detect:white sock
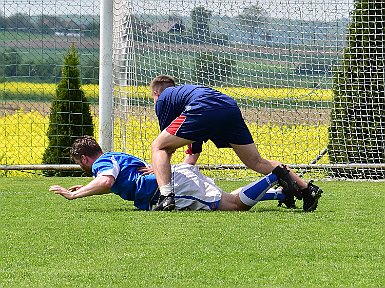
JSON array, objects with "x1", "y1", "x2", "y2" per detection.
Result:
[{"x1": 159, "y1": 183, "x2": 172, "y2": 196}]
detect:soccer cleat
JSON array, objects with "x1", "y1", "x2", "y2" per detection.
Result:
[
  {"x1": 302, "y1": 181, "x2": 323, "y2": 212},
  {"x1": 153, "y1": 193, "x2": 176, "y2": 211},
  {"x1": 272, "y1": 165, "x2": 302, "y2": 200},
  {"x1": 277, "y1": 189, "x2": 297, "y2": 209}
]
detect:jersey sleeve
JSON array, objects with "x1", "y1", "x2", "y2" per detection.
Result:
[{"x1": 92, "y1": 155, "x2": 120, "y2": 179}]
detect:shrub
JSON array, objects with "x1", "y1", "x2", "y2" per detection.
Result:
[{"x1": 42, "y1": 43, "x2": 94, "y2": 176}]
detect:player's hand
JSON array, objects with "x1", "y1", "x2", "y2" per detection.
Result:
[
  {"x1": 137, "y1": 166, "x2": 154, "y2": 175},
  {"x1": 68, "y1": 185, "x2": 83, "y2": 192},
  {"x1": 49, "y1": 185, "x2": 75, "y2": 200}
]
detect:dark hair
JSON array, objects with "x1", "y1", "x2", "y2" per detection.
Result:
[
  {"x1": 70, "y1": 136, "x2": 102, "y2": 160},
  {"x1": 150, "y1": 75, "x2": 176, "y2": 94}
]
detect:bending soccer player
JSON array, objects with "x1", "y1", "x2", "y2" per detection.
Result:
[
  {"x1": 150, "y1": 75, "x2": 322, "y2": 211},
  {"x1": 49, "y1": 136, "x2": 300, "y2": 211}
]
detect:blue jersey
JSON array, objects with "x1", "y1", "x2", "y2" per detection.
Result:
[
  {"x1": 92, "y1": 152, "x2": 159, "y2": 210},
  {"x1": 155, "y1": 84, "x2": 253, "y2": 153},
  {"x1": 155, "y1": 85, "x2": 237, "y2": 131}
]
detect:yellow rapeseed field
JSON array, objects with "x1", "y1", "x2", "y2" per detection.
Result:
[
  {"x1": 1, "y1": 82, "x2": 331, "y2": 177},
  {"x1": 0, "y1": 111, "x2": 48, "y2": 166},
  {"x1": 2, "y1": 82, "x2": 99, "y2": 100},
  {"x1": 216, "y1": 87, "x2": 333, "y2": 101},
  {"x1": 4, "y1": 82, "x2": 333, "y2": 101},
  {"x1": 116, "y1": 85, "x2": 333, "y2": 101},
  {"x1": 0, "y1": 111, "x2": 329, "y2": 168}
]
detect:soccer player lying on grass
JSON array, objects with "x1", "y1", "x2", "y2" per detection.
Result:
[{"x1": 49, "y1": 136, "x2": 315, "y2": 211}]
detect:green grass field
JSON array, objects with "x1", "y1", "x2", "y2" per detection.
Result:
[{"x1": 1, "y1": 177, "x2": 384, "y2": 287}]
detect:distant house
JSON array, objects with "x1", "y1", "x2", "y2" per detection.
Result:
[
  {"x1": 148, "y1": 21, "x2": 185, "y2": 33},
  {"x1": 59, "y1": 19, "x2": 86, "y2": 37}
]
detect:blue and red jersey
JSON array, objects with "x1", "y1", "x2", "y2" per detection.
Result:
[
  {"x1": 155, "y1": 85, "x2": 238, "y2": 130},
  {"x1": 155, "y1": 84, "x2": 253, "y2": 154}
]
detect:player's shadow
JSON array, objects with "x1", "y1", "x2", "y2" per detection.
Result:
[
  {"x1": 251, "y1": 206, "x2": 305, "y2": 213},
  {"x1": 82, "y1": 206, "x2": 306, "y2": 213},
  {"x1": 83, "y1": 206, "x2": 138, "y2": 213}
]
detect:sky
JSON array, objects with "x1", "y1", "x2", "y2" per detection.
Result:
[{"x1": 1, "y1": 0, "x2": 354, "y2": 21}]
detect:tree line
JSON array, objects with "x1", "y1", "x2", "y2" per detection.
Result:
[
  {"x1": 129, "y1": 4, "x2": 269, "y2": 45},
  {"x1": 0, "y1": 48, "x2": 98, "y2": 84},
  {"x1": 0, "y1": 13, "x2": 99, "y2": 37}
]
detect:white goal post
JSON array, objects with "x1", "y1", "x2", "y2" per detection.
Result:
[{"x1": 102, "y1": 0, "x2": 385, "y2": 180}]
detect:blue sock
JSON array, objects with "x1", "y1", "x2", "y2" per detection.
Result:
[{"x1": 239, "y1": 173, "x2": 279, "y2": 207}]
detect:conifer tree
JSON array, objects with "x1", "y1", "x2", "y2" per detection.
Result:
[{"x1": 42, "y1": 43, "x2": 94, "y2": 176}]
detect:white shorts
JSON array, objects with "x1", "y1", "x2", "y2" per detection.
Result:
[{"x1": 171, "y1": 164, "x2": 223, "y2": 210}]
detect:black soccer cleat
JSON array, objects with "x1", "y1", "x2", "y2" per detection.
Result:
[
  {"x1": 302, "y1": 181, "x2": 323, "y2": 212},
  {"x1": 272, "y1": 165, "x2": 301, "y2": 200},
  {"x1": 153, "y1": 193, "x2": 176, "y2": 211},
  {"x1": 278, "y1": 189, "x2": 297, "y2": 209}
]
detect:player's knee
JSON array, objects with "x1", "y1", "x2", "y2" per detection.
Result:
[
  {"x1": 152, "y1": 139, "x2": 175, "y2": 155},
  {"x1": 152, "y1": 137, "x2": 166, "y2": 151},
  {"x1": 151, "y1": 141, "x2": 160, "y2": 154}
]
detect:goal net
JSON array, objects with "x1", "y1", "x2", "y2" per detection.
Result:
[{"x1": 111, "y1": 0, "x2": 385, "y2": 180}]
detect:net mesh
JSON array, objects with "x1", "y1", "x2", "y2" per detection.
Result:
[
  {"x1": 111, "y1": 0, "x2": 385, "y2": 180},
  {"x1": 0, "y1": 0, "x2": 99, "y2": 174},
  {"x1": 1, "y1": 0, "x2": 384, "y2": 179}
]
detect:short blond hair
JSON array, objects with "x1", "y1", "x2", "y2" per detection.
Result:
[{"x1": 150, "y1": 75, "x2": 176, "y2": 94}]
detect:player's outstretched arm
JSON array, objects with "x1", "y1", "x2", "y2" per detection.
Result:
[
  {"x1": 68, "y1": 185, "x2": 83, "y2": 192},
  {"x1": 49, "y1": 175, "x2": 115, "y2": 200}
]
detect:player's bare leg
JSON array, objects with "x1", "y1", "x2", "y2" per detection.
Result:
[
  {"x1": 218, "y1": 190, "x2": 250, "y2": 211},
  {"x1": 151, "y1": 130, "x2": 192, "y2": 211},
  {"x1": 218, "y1": 173, "x2": 288, "y2": 211},
  {"x1": 230, "y1": 143, "x2": 307, "y2": 188},
  {"x1": 230, "y1": 143, "x2": 322, "y2": 211}
]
